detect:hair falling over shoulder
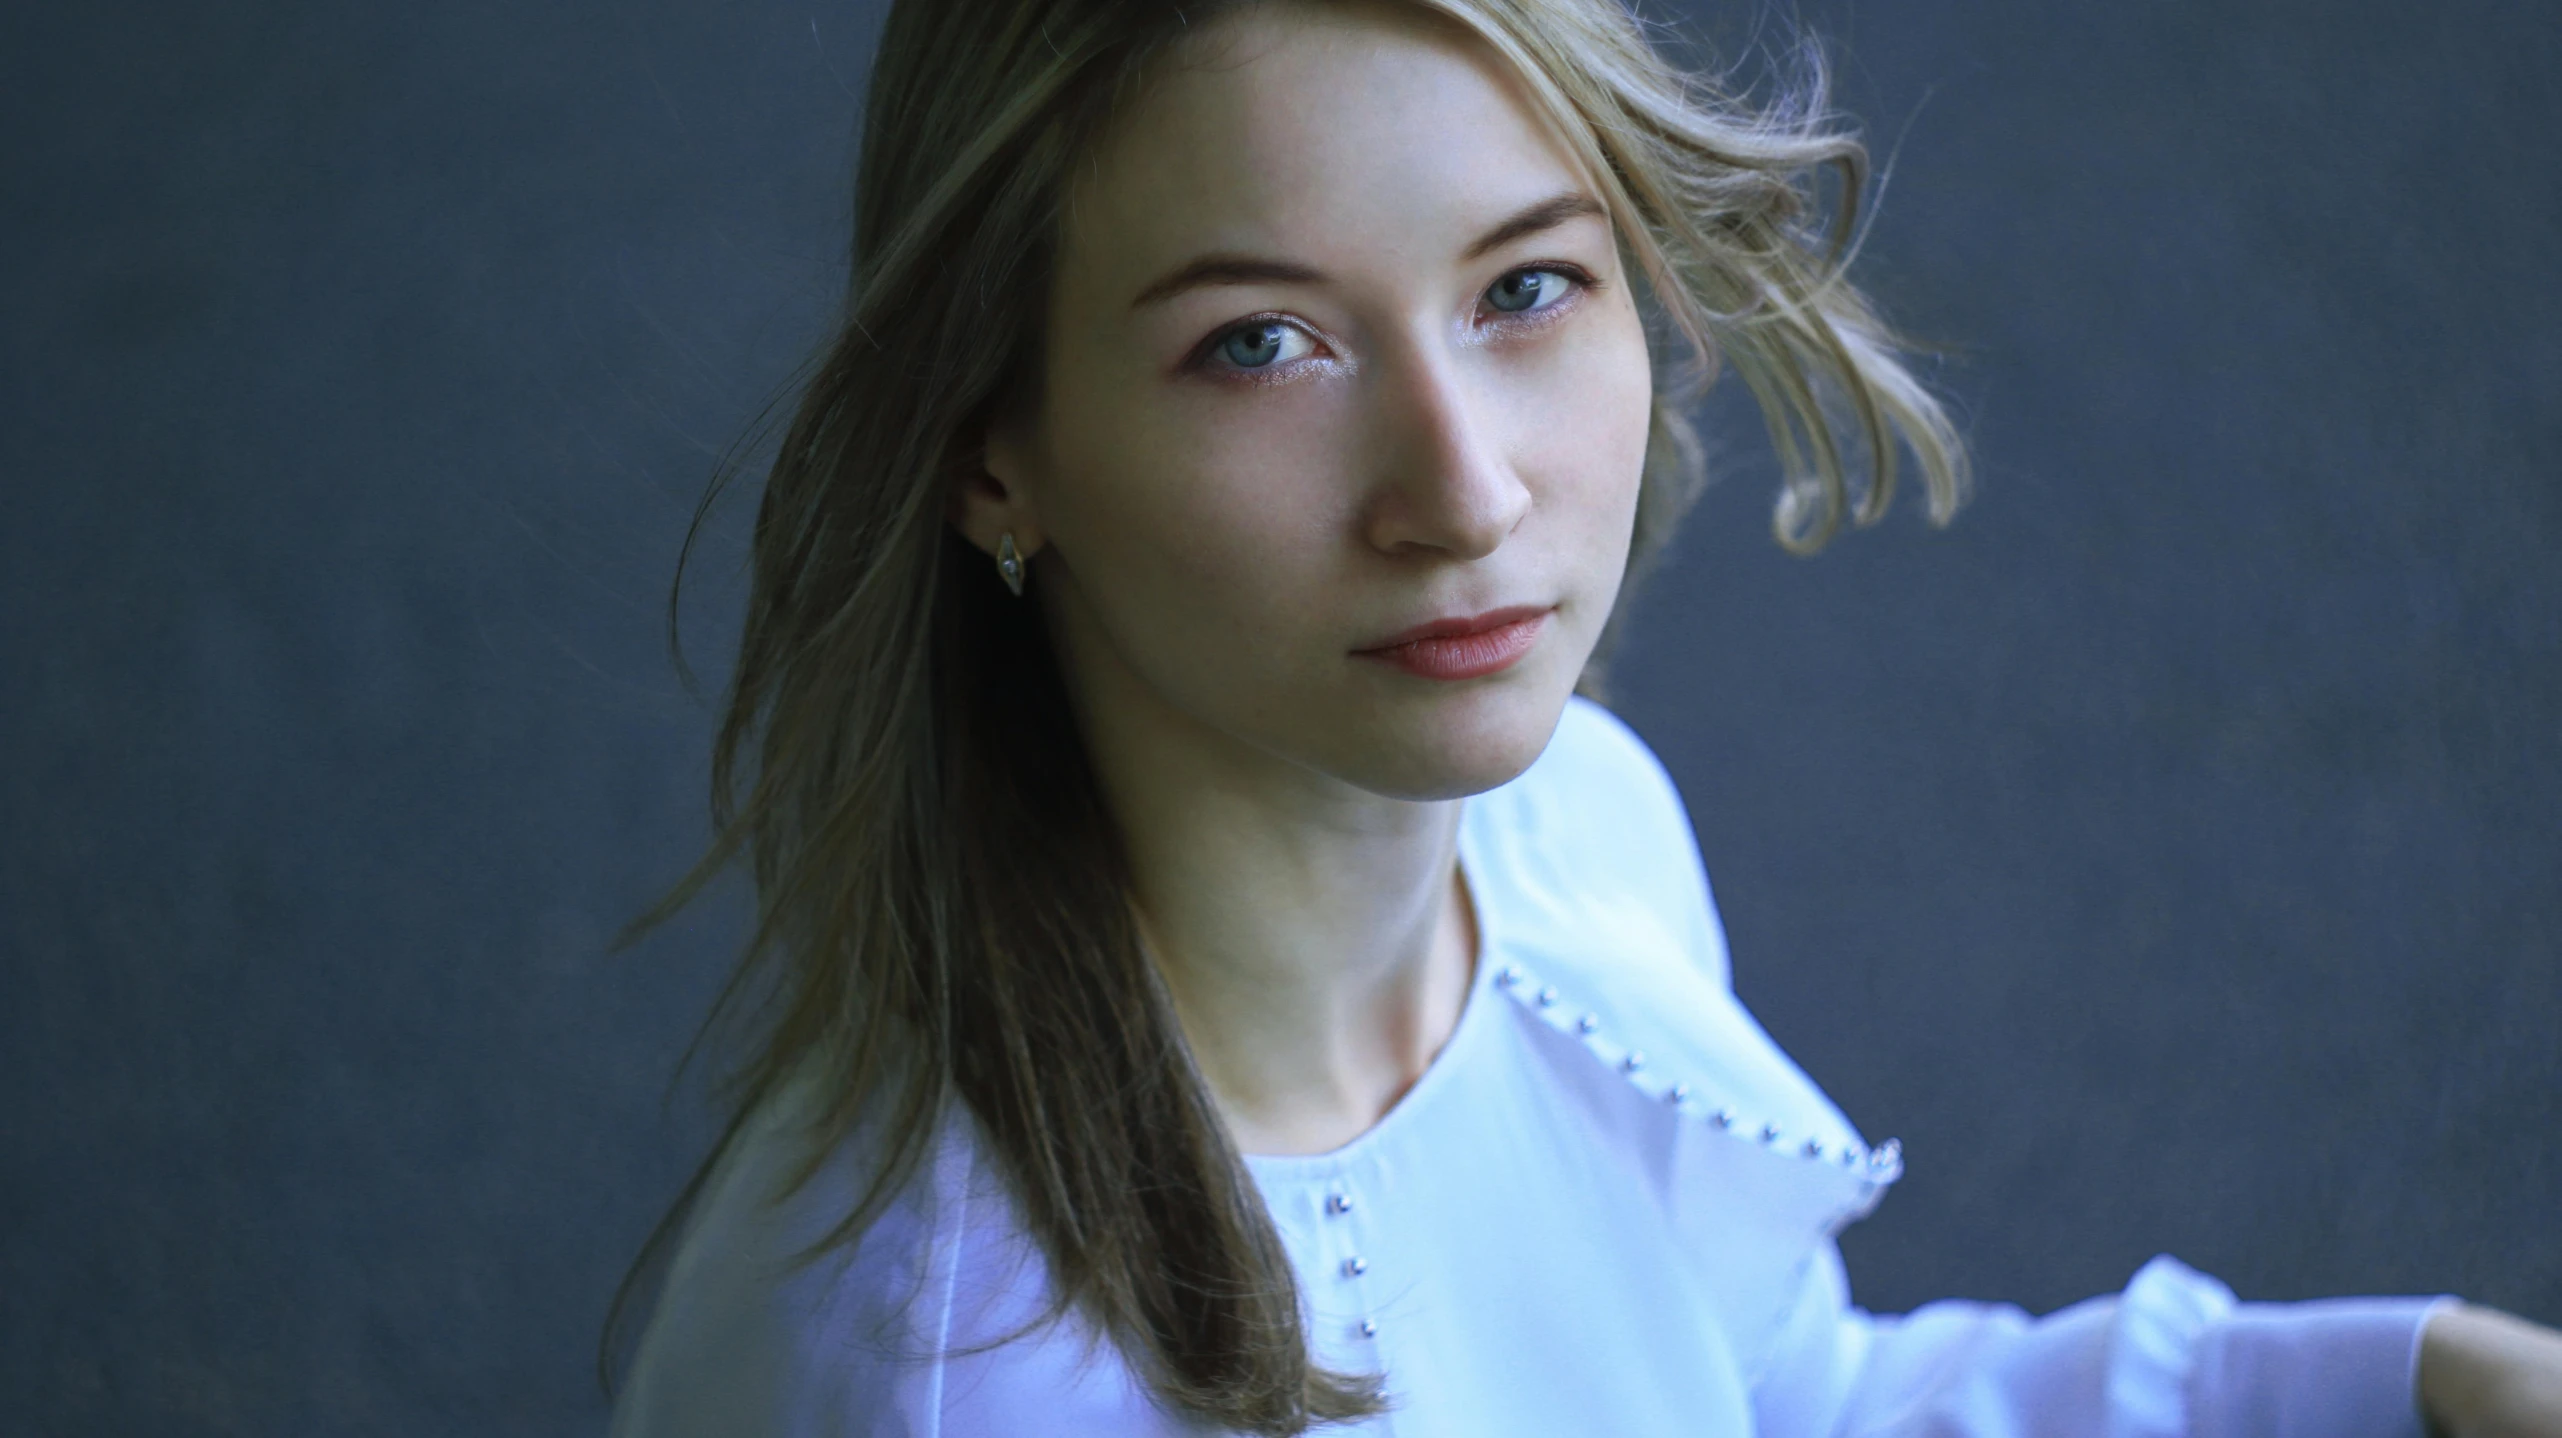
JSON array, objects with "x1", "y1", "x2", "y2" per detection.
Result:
[{"x1": 603, "y1": 1, "x2": 1968, "y2": 1433}]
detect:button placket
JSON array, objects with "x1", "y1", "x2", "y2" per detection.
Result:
[{"x1": 1323, "y1": 1183, "x2": 1379, "y2": 1343}]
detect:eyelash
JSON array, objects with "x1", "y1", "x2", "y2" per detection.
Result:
[{"x1": 1191, "y1": 263, "x2": 1603, "y2": 382}]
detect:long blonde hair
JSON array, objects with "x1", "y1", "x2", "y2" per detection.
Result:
[{"x1": 609, "y1": 2, "x2": 1965, "y2": 1433}]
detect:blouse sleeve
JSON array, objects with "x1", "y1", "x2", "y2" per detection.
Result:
[{"x1": 1749, "y1": 1238, "x2": 2452, "y2": 1438}]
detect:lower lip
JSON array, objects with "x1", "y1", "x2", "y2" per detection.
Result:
[{"x1": 1356, "y1": 613, "x2": 1549, "y2": 681}]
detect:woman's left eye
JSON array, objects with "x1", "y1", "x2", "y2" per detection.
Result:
[{"x1": 1484, "y1": 267, "x2": 1575, "y2": 316}]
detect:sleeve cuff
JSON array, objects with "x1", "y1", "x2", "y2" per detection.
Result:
[
  {"x1": 2107, "y1": 1254, "x2": 2241, "y2": 1438},
  {"x1": 2103, "y1": 1255, "x2": 2452, "y2": 1438},
  {"x1": 2188, "y1": 1287, "x2": 2454, "y2": 1438}
]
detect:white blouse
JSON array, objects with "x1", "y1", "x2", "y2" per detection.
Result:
[{"x1": 615, "y1": 697, "x2": 2447, "y2": 1437}]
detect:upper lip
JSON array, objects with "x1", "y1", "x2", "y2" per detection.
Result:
[{"x1": 1354, "y1": 604, "x2": 1553, "y2": 652}]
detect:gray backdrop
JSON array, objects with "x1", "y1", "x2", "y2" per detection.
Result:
[{"x1": 4, "y1": 0, "x2": 2554, "y2": 1432}]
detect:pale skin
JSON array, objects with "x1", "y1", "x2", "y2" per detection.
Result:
[
  {"x1": 947, "y1": 1, "x2": 2562, "y2": 1431},
  {"x1": 971, "y1": 4, "x2": 1652, "y2": 1157}
]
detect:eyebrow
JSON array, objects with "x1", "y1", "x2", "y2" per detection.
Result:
[{"x1": 1127, "y1": 191, "x2": 1608, "y2": 309}]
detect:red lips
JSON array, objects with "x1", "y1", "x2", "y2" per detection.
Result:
[{"x1": 1352, "y1": 606, "x2": 1551, "y2": 681}]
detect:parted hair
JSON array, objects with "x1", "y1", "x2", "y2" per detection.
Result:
[{"x1": 605, "y1": 0, "x2": 1966, "y2": 1433}]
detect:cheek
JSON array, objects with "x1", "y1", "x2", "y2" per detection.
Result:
[
  {"x1": 1037, "y1": 372, "x2": 1353, "y2": 645},
  {"x1": 1507, "y1": 300, "x2": 1656, "y2": 575}
]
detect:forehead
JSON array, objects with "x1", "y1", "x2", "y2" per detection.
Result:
[{"x1": 1060, "y1": 3, "x2": 1596, "y2": 297}]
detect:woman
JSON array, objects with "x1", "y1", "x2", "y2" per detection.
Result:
[{"x1": 607, "y1": 0, "x2": 2562, "y2": 1433}]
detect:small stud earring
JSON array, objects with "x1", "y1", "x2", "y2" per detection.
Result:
[{"x1": 996, "y1": 532, "x2": 1026, "y2": 597}]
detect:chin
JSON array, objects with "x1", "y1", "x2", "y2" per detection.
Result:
[{"x1": 1312, "y1": 668, "x2": 1577, "y2": 802}]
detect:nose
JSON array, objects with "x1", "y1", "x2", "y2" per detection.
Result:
[{"x1": 1357, "y1": 344, "x2": 1531, "y2": 561}]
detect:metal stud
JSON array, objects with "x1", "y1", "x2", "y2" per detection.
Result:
[
  {"x1": 1576, "y1": 1014, "x2": 1600, "y2": 1034},
  {"x1": 1667, "y1": 1083, "x2": 1691, "y2": 1104},
  {"x1": 1621, "y1": 1051, "x2": 1646, "y2": 1072},
  {"x1": 1536, "y1": 986, "x2": 1559, "y2": 1007},
  {"x1": 1325, "y1": 1193, "x2": 1353, "y2": 1216},
  {"x1": 1342, "y1": 1256, "x2": 1368, "y2": 1277},
  {"x1": 995, "y1": 532, "x2": 1027, "y2": 597},
  {"x1": 1711, "y1": 1108, "x2": 1735, "y2": 1129},
  {"x1": 1840, "y1": 1147, "x2": 1859, "y2": 1167},
  {"x1": 1802, "y1": 1138, "x2": 1825, "y2": 1160},
  {"x1": 1496, "y1": 965, "x2": 1522, "y2": 987},
  {"x1": 1358, "y1": 1319, "x2": 1379, "y2": 1338},
  {"x1": 1761, "y1": 1122, "x2": 1784, "y2": 1144}
]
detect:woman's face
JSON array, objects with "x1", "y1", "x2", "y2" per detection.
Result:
[{"x1": 976, "y1": 1, "x2": 1655, "y2": 801}]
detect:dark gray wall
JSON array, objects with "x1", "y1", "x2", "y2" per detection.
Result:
[{"x1": 3, "y1": 0, "x2": 2552, "y2": 1432}]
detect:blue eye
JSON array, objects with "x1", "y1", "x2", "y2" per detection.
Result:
[
  {"x1": 1218, "y1": 321, "x2": 1292, "y2": 369},
  {"x1": 1486, "y1": 268, "x2": 1566, "y2": 314}
]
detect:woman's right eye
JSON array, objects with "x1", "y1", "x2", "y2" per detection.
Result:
[{"x1": 1209, "y1": 319, "x2": 1315, "y2": 372}]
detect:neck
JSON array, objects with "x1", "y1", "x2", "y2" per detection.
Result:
[{"x1": 1066, "y1": 664, "x2": 1480, "y2": 1158}]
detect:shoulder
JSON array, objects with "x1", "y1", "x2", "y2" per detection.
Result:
[
  {"x1": 613, "y1": 1080, "x2": 1197, "y2": 1438},
  {"x1": 1464, "y1": 694, "x2": 1731, "y2": 990},
  {"x1": 611, "y1": 1077, "x2": 958, "y2": 1438},
  {"x1": 1465, "y1": 698, "x2": 1894, "y2": 1226}
]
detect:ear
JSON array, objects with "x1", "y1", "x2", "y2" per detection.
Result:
[{"x1": 948, "y1": 416, "x2": 1048, "y2": 563}]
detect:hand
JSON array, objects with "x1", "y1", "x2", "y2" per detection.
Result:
[{"x1": 2421, "y1": 1302, "x2": 2562, "y2": 1438}]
